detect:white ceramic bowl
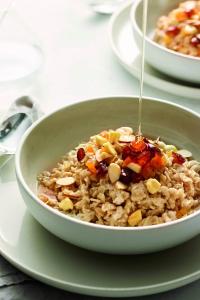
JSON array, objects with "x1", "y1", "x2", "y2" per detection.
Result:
[
  {"x1": 15, "y1": 96, "x2": 200, "y2": 254},
  {"x1": 130, "y1": 0, "x2": 200, "y2": 83}
]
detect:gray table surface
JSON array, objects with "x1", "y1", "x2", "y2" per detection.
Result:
[{"x1": 0, "y1": 0, "x2": 200, "y2": 299}]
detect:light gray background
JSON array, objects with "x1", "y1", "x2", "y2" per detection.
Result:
[{"x1": 0, "y1": 0, "x2": 200, "y2": 299}]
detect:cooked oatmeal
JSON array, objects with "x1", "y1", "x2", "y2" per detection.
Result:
[
  {"x1": 154, "y1": 1, "x2": 200, "y2": 57},
  {"x1": 37, "y1": 127, "x2": 200, "y2": 227}
]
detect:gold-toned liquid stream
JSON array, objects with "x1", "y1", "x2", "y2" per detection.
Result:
[{"x1": 137, "y1": 0, "x2": 148, "y2": 137}]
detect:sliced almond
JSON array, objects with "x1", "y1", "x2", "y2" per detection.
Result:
[
  {"x1": 108, "y1": 163, "x2": 121, "y2": 183},
  {"x1": 177, "y1": 149, "x2": 192, "y2": 158},
  {"x1": 115, "y1": 181, "x2": 127, "y2": 190},
  {"x1": 116, "y1": 127, "x2": 133, "y2": 135},
  {"x1": 62, "y1": 189, "x2": 81, "y2": 199},
  {"x1": 119, "y1": 135, "x2": 135, "y2": 143},
  {"x1": 56, "y1": 177, "x2": 75, "y2": 186},
  {"x1": 95, "y1": 149, "x2": 103, "y2": 162},
  {"x1": 127, "y1": 162, "x2": 141, "y2": 173}
]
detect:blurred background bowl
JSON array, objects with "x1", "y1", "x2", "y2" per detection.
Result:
[{"x1": 130, "y1": 0, "x2": 200, "y2": 84}]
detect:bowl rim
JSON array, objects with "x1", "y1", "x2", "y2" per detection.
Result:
[
  {"x1": 130, "y1": 0, "x2": 200, "y2": 62},
  {"x1": 15, "y1": 95, "x2": 200, "y2": 232}
]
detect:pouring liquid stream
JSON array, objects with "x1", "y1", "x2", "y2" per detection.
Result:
[{"x1": 137, "y1": 0, "x2": 148, "y2": 137}]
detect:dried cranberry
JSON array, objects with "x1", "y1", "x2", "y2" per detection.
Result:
[
  {"x1": 185, "y1": 8, "x2": 195, "y2": 18},
  {"x1": 191, "y1": 35, "x2": 200, "y2": 47},
  {"x1": 77, "y1": 148, "x2": 85, "y2": 161},
  {"x1": 172, "y1": 152, "x2": 185, "y2": 165},
  {"x1": 151, "y1": 153, "x2": 165, "y2": 169},
  {"x1": 166, "y1": 25, "x2": 180, "y2": 36},
  {"x1": 119, "y1": 167, "x2": 134, "y2": 185},
  {"x1": 147, "y1": 143, "x2": 156, "y2": 158},
  {"x1": 96, "y1": 161, "x2": 108, "y2": 176},
  {"x1": 122, "y1": 145, "x2": 132, "y2": 160},
  {"x1": 132, "y1": 173, "x2": 143, "y2": 183},
  {"x1": 142, "y1": 163, "x2": 155, "y2": 179}
]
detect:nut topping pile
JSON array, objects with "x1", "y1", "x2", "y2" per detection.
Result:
[{"x1": 76, "y1": 127, "x2": 186, "y2": 190}]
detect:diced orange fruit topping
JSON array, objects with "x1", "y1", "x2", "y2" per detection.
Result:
[
  {"x1": 150, "y1": 153, "x2": 165, "y2": 169},
  {"x1": 176, "y1": 207, "x2": 188, "y2": 219},
  {"x1": 86, "y1": 161, "x2": 97, "y2": 174},
  {"x1": 86, "y1": 145, "x2": 95, "y2": 154},
  {"x1": 175, "y1": 10, "x2": 187, "y2": 21}
]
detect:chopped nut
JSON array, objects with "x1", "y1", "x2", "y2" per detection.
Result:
[
  {"x1": 128, "y1": 210, "x2": 142, "y2": 226},
  {"x1": 56, "y1": 177, "x2": 75, "y2": 186},
  {"x1": 119, "y1": 135, "x2": 135, "y2": 143},
  {"x1": 62, "y1": 189, "x2": 81, "y2": 198},
  {"x1": 103, "y1": 142, "x2": 117, "y2": 156},
  {"x1": 95, "y1": 135, "x2": 107, "y2": 146},
  {"x1": 157, "y1": 141, "x2": 166, "y2": 149},
  {"x1": 59, "y1": 198, "x2": 73, "y2": 211},
  {"x1": 146, "y1": 178, "x2": 161, "y2": 194},
  {"x1": 164, "y1": 145, "x2": 177, "y2": 152},
  {"x1": 127, "y1": 162, "x2": 141, "y2": 173},
  {"x1": 115, "y1": 181, "x2": 127, "y2": 190},
  {"x1": 116, "y1": 127, "x2": 133, "y2": 135},
  {"x1": 183, "y1": 25, "x2": 197, "y2": 35},
  {"x1": 108, "y1": 130, "x2": 120, "y2": 143},
  {"x1": 101, "y1": 151, "x2": 112, "y2": 160},
  {"x1": 95, "y1": 149, "x2": 112, "y2": 162},
  {"x1": 177, "y1": 149, "x2": 192, "y2": 158},
  {"x1": 108, "y1": 163, "x2": 121, "y2": 183},
  {"x1": 39, "y1": 194, "x2": 58, "y2": 206}
]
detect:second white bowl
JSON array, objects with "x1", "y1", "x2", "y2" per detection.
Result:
[{"x1": 130, "y1": 0, "x2": 200, "y2": 84}]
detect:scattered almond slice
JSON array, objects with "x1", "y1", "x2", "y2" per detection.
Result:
[
  {"x1": 62, "y1": 189, "x2": 81, "y2": 199},
  {"x1": 108, "y1": 163, "x2": 121, "y2": 183},
  {"x1": 116, "y1": 127, "x2": 133, "y2": 135},
  {"x1": 39, "y1": 193, "x2": 58, "y2": 206},
  {"x1": 56, "y1": 177, "x2": 75, "y2": 186},
  {"x1": 164, "y1": 145, "x2": 177, "y2": 152},
  {"x1": 177, "y1": 149, "x2": 192, "y2": 158},
  {"x1": 115, "y1": 181, "x2": 127, "y2": 190},
  {"x1": 119, "y1": 135, "x2": 135, "y2": 143},
  {"x1": 95, "y1": 149, "x2": 103, "y2": 162},
  {"x1": 95, "y1": 149, "x2": 111, "y2": 162}
]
